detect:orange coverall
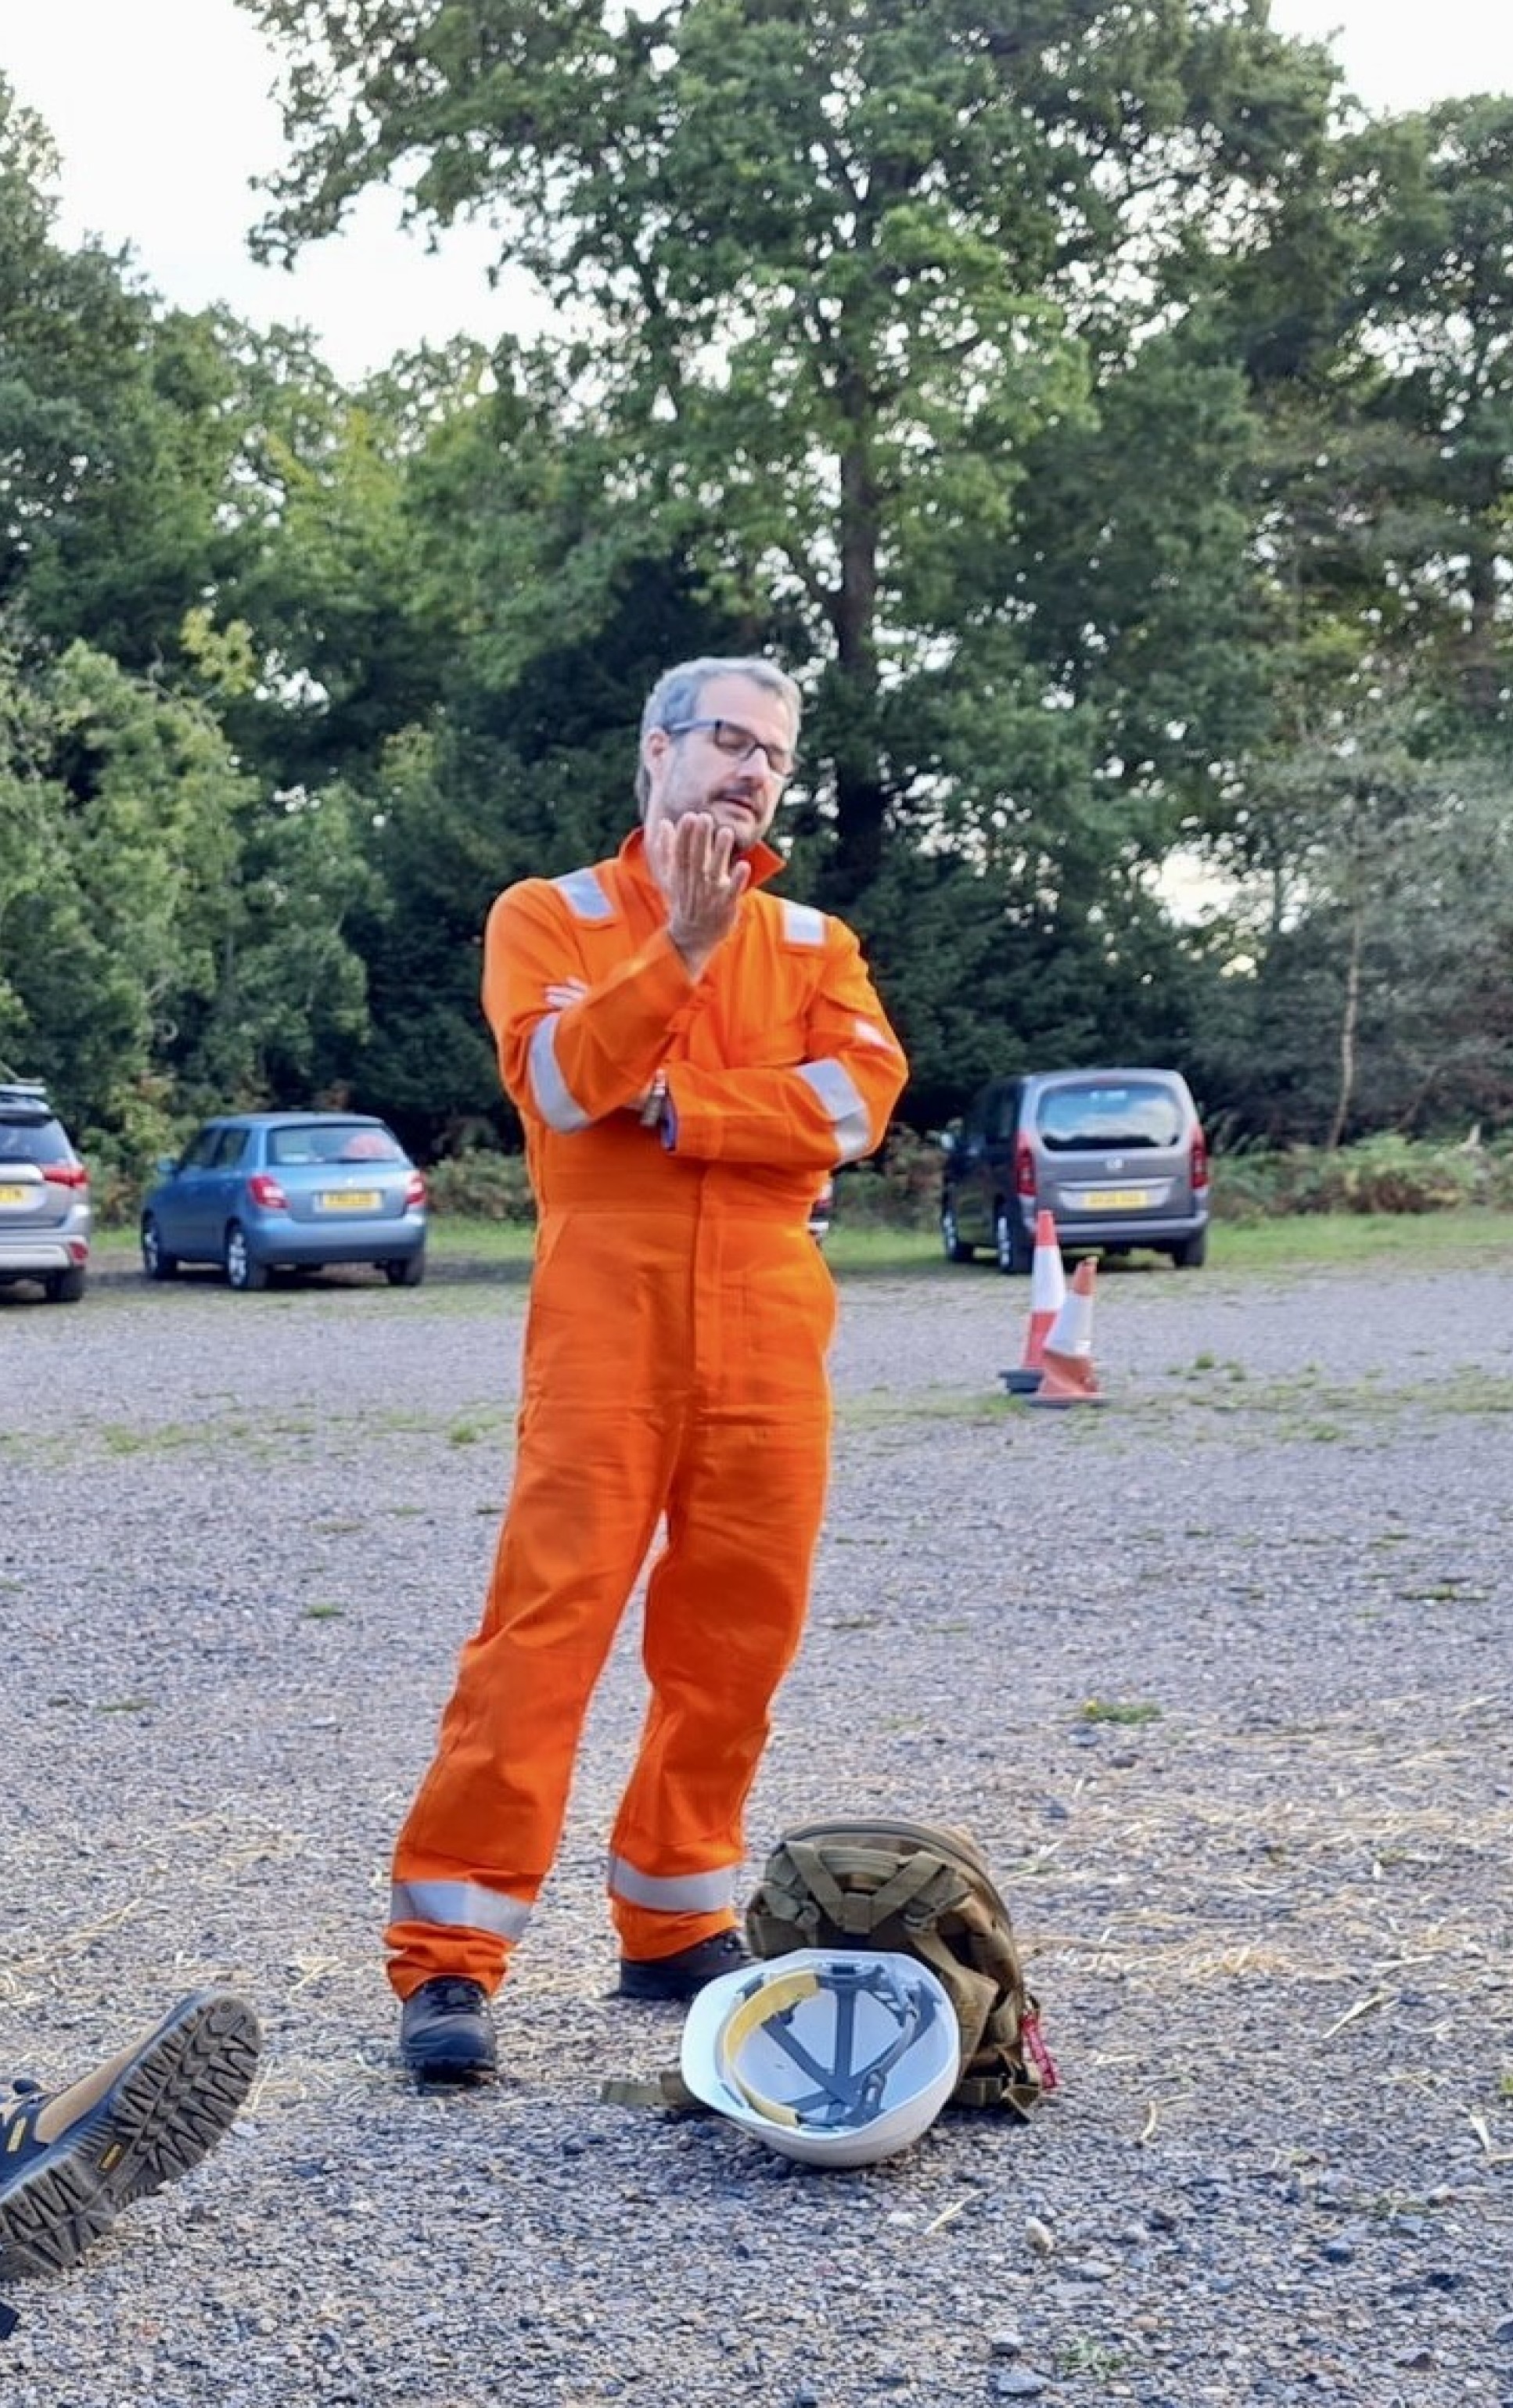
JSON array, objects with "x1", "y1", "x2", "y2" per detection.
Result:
[{"x1": 386, "y1": 828, "x2": 907, "y2": 1993}]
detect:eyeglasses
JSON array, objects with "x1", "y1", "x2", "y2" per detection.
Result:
[{"x1": 666, "y1": 717, "x2": 798, "y2": 782}]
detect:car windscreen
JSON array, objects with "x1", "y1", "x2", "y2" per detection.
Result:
[
  {"x1": 1036, "y1": 1083, "x2": 1184, "y2": 1151},
  {"x1": 267, "y1": 1123, "x2": 405, "y2": 1166}
]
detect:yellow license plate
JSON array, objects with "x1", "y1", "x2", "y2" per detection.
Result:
[
  {"x1": 0, "y1": 1184, "x2": 28, "y2": 1206},
  {"x1": 317, "y1": 1189, "x2": 380, "y2": 1211},
  {"x1": 1084, "y1": 1188, "x2": 1149, "y2": 1210}
]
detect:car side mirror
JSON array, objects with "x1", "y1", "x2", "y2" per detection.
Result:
[{"x1": 154, "y1": 1155, "x2": 178, "y2": 1176}]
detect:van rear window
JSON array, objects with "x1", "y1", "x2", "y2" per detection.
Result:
[{"x1": 1037, "y1": 1084, "x2": 1184, "y2": 1150}]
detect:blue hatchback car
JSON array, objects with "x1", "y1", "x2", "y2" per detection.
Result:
[{"x1": 141, "y1": 1112, "x2": 428, "y2": 1292}]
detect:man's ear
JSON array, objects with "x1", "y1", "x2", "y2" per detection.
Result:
[{"x1": 642, "y1": 724, "x2": 670, "y2": 780}]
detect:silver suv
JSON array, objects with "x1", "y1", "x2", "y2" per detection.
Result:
[
  {"x1": 940, "y1": 1067, "x2": 1210, "y2": 1272},
  {"x1": 0, "y1": 1079, "x2": 92, "y2": 1303}
]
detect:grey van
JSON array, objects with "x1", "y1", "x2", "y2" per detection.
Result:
[{"x1": 939, "y1": 1067, "x2": 1210, "y2": 1273}]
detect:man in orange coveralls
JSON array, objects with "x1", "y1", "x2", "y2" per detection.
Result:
[{"x1": 386, "y1": 656, "x2": 908, "y2": 2082}]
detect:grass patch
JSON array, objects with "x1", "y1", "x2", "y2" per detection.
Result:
[
  {"x1": 447, "y1": 1417, "x2": 503, "y2": 1446},
  {"x1": 836, "y1": 1389, "x2": 1001, "y2": 1427},
  {"x1": 99, "y1": 1421, "x2": 203, "y2": 1455},
  {"x1": 1056, "y1": 2338, "x2": 1126, "y2": 2380},
  {"x1": 1080, "y1": 1698, "x2": 1163, "y2": 1727},
  {"x1": 86, "y1": 1204, "x2": 1513, "y2": 1288},
  {"x1": 1136, "y1": 1367, "x2": 1513, "y2": 1431},
  {"x1": 1204, "y1": 1208, "x2": 1513, "y2": 1270}
]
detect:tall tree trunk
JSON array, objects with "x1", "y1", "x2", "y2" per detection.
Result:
[
  {"x1": 827, "y1": 412, "x2": 886, "y2": 905},
  {"x1": 1325, "y1": 904, "x2": 1362, "y2": 1151},
  {"x1": 1463, "y1": 527, "x2": 1500, "y2": 720}
]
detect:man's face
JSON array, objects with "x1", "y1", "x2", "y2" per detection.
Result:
[{"x1": 641, "y1": 674, "x2": 796, "y2": 852}]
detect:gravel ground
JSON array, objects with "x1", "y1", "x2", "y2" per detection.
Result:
[{"x1": 2, "y1": 1246, "x2": 1511, "y2": 2408}]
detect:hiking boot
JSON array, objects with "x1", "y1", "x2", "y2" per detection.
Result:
[
  {"x1": 398, "y1": 1977, "x2": 498, "y2": 2083},
  {"x1": 0, "y1": 1989, "x2": 261, "y2": 2284},
  {"x1": 617, "y1": 1929, "x2": 751, "y2": 2002}
]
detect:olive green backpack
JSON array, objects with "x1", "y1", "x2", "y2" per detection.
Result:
[{"x1": 743, "y1": 1817, "x2": 1056, "y2": 2115}]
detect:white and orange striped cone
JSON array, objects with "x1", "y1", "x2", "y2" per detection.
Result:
[
  {"x1": 1024, "y1": 1256, "x2": 1106, "y2": 1408},
  {"x1": 1001, "y1": 1209, "x2": 1066, "y2": 1394}
]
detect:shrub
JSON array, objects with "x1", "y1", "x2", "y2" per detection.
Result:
[
  {"x1": 833, "y1": 1125, "x2": 941, "y2": 1232},
  {"x1": 424, "y1": 1150, "x2": 537, "y2": 1222},
  {"x1": 1209, "y1": 1133, "x2": 1509, "y2": 1223}
]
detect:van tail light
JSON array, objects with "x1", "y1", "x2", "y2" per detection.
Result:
[
  {"x1": 1015, "y1": 1134, "x2": 1037, "y2": 1199},
  {"x1": 248, "y1": 1172, "x2": 289, "y2": 1210},
  {"x1": 42, "y1": 1163, "x2": 89, "y2": 1189},
  {"x1": 404, "y1": 1170, "x2": 427, "y2": 1210},
  {"x1": 1190, "y1": 1127, "x2": 1210, "y2": 1192}
]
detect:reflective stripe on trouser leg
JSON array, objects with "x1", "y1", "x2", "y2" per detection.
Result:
[
  {"x1": 385, "y1": 1879, "x2": 534, "y2": 2001},
  {"x1": 606, "y1": 1858, "x2": 738, "y2": 1915}
]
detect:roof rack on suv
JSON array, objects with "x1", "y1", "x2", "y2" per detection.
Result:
[{"x1": 0, "y1": 1079, "x2": 52, "y2": 1112}]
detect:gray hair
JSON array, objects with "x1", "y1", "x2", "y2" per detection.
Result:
[{"x1": 635, "y1": 656, "x2": 803, "y2": 813}]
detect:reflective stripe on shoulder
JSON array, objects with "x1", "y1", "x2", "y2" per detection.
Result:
[
  {"x1": 390, "y1": 1879, "x2": 533, "y2": 1943},
  {"x1": 607, "y1": 1854, "x2": 737, "y2": 1914},
  {"x1": 780, "y1": 900, "x2": 826, "y2": 947},
  {"x1": 552, "y1": 868, "x2": 615, "y2": 922},
  {"x1": 529, "y1": 1013, "x2": 592, "y2": 1131},
  {"x1": 799, "y1": 1058, "x2": 872, "y2": 1163}
]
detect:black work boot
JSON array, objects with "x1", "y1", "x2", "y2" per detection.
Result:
[
  {"x1": 0, "y1": 1989, "x2": 261, "y2": 2284},
  {"x1": 618, "y1": 1929, "x2": 751, "y2": 2002},
  {"x1": 398, "y1": 1977, "x2": 498, "y2": 2083}
]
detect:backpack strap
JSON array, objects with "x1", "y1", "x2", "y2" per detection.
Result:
[
  {"x1": 599, "y1": 2067, "x2": 702, "y2": 2111},
  {"x1": 951, "y1": 2063, "x2": 1044, "y2": 2115},
  {"x1": 765, "y1": 1838, "x2": 970, "y2": 1939}
]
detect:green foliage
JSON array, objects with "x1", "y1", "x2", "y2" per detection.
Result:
[
  {"x1": 422, "y1": 1149, "x2": 537, "y2": 1224},
  {"x1": 831, "y1": 1128, "x2": 943, "y2": 1235},
  {"x1": 9, "y1": 21, "x2": 1513, "y2": 1163},
  {"x1": 239, "y1": 0, "x2": 1342, "y2": 900},
  {"x1": 1212, "y1": 1134, "x2": 1513, "y2": 1222},
  {"x1": 0, "y1": 79, "x2": 248, "y2": 670}
]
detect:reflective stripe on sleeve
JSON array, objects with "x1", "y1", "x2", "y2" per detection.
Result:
[
  {"x1": 606, "y1": 1854, "x2": 737, "y2": 1914},
  {"x1": 390, "y1": 1879, "x2": 533, "y2": 1943},
  {"x1": 552, "y1": 868, "x2": 614, "y2": 921},
  {"x1": 528, "y1": 1013, "x2": 592, "y2": 1131},
  {"x1": 781, "y1": 900, "x2": 826, "y2": 947},
  {"x1": 798, "y1": 1058, "x2": 872, "y2": 1163}
]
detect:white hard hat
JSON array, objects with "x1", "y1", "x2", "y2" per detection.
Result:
[{"x1": 678, "y1": 1949, "x2": 961, "y2": 2169}]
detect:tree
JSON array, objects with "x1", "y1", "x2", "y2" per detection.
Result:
[
  {"x1": 0, "y1": 631, "x2": 376, "y2": 1157},
  {"x1": 1189, "y1": 706, "x2": 1513, "y2": 1144},
  {"x1": 0, "y1": 77, "x2": 250, "y2": 673},
  {"x1": 238, "y1": 0, "x2": 1341, "y2": 906}
]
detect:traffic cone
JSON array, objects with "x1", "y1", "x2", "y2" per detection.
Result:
[
  {"x1": 1001, "y1": 1210, "x2": 1065, "y2": 1394},
  {"x1": 1024, "y1": 1257, "x2": 1106, "y2": 1408}
]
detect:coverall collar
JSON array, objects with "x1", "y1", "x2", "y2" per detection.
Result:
[{"x1": 621, "y1": 826, "x2": 785, "y2": 893}]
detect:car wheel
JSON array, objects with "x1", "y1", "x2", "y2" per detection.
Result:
[
  {"x1": 224, "y1": 1222, "x2": 270, "y2": 1292},
  {"x1": 1170, "y1": 1230, "x2": 1208, "y2": 1270},
  {"x1": 140, "y1": 1214, "x2": 179, "y2": 1281},
  {"x1": 383, "y1": 1253, "x2": 425, "y2": 1288},
  {"x1": 994, "y1": 1204, "x2": 1033, "y2": 1276},
  {"x1": 940, "y1": 1202, "x2": 976, "y2": 1264},
  {"x1": 43, "y1": 1266, "x2": 87, "y2": 1304}
]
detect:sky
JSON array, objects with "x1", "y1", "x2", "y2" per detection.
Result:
[{"x1": 4, "y1": 0, "x2": 1513, "y2": 385}]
